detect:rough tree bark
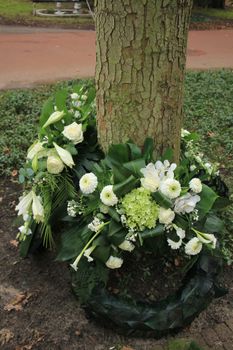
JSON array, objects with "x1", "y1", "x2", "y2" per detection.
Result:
[{"x1": 95, "y1": 0, "x2": 193, "y2": 162}]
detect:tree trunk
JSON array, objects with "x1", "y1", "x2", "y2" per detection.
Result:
[{"x1": 95, "y1": 0, "x2": 193, "y2": 162}]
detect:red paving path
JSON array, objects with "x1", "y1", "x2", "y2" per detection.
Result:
[{"x1": 0, "y1": 26, "x2": 233, "y2": 89}]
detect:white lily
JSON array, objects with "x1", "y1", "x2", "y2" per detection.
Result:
[
  {"x1": 32, "y1": 191, "x2": 44, "y2": 223},
  {"x1": 27, "y1": 140, "x2": 45, "y2": 160},
  {"x1": 15, "y1": 191, "x2": 33, "y2": 216},
  {"x1": 43, "y1": 110, "x2": 65, "y2": 128},
  {"x1": 53, "y1": 142, "x2": 75, "y2": 168}
]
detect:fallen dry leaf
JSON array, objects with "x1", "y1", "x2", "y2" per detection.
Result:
[
  {"x1": 4, "y1": 292, "x2": 33, "y2": 312},
  {"x1": 0, "y1": 328, "x2": 14, "y2": 346},
  {"x1": 10, "y1": 240, "x2": 19, "y2": 248}
]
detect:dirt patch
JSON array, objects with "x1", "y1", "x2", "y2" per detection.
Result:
[{"x1": 0, "y1": 177, "x2": 233, "y2": 350}]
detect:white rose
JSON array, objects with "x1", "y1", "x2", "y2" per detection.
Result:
[
  {"x1": 105, "y1": 256, "x2": 123, "y2": 269},
  {"x1": 158, "y1": 207, "x2": 175, "y2": 225},
  {"x1": 79, "y1": 173, "x2": 98, "y2": 194},
  {"x1": 47, "y1": 155, "x2": 64, "y2": 174},
  {"x1": 189, "y1": 178, "x2": 202, "y2": 193},
  {"x1": 100, "y1": 185, "x2": 118, "y2": 206},
  {"x1": 185, "y1": 237, "x2": 202, "y2": 255},
  {"x1": 118, "y1": 240, "x2": 135, "y2": 252},
  {"x1": 43, "y1": 110, "x2": 65, "y2": 128},
  {"x1": 160, "y1": 179, "x2": 181, "y2": 199},
  {"x1": 62, "y1": 122, "x2": 84, "y2": 145},
  {"x1": 174, "y1": 193, "x2": 200, "y2": 214},
  {"x1": 53, "y1": 142, "x2": 74, "y2": 168},
  {"x1": 140, "y1": 163, "x2": 160, "y2": 192}
]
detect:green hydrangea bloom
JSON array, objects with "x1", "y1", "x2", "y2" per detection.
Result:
[{"x1": 121, "y1": 187, "x2": 159, "y2": 231}]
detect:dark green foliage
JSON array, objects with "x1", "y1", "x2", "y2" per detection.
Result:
[{"x1": 167, "y1": 339, "x2": 204, "y2": 350}]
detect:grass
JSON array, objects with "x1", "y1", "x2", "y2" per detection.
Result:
[
  {"x1": 0, "y1": 0, "x2": 94, "y2": 28},
  {"x1": 192, "y1": 7, "x2": 233, "y2": 21}
]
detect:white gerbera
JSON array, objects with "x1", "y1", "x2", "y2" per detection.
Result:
[
  {"x1": 100, "y1": 185, "x2": 118, "y2": 206},
  {"x1": 189, "y1": 178, "x2": 202, "y2": 193},
  {"x1": 105, "y1": 256, "x2": 123, "y2": 269},
  {"x1": 185, "y1": 237, "x2": 203, "y2": 255},
  {"x1": 79, "y1": 173, "x2": 98, "y2": 194},
  {"x1": 158, "y1": 207, "x2": 175, "y2": 225},
  {"x1": 160, "y1": 179, "x2": 181, "y2": 199}
]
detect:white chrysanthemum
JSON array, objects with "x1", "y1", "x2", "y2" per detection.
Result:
[
  {"x1": 185, "y1": 237, "x2": 203, "y2": 255},
  {"x1": 15, "y1": 191, "x2": 33, "y2": 216},
  {"x1": 32, "y1": 192, "x2": 44, "y2": 223},
  {"x1": 53, "y1": 142, "x2": 74, "y2": 168},
  {"x1": 118, "y1": 240, "x2": 135, "y2": 252},
  {"x1": 140, "y1": 163, "x2": 160, "y2": 192},
  {"x1": 158, "y1": 207, "x2": 175, "y2": 225},
  {"x1": 160, "y1": 179, "x2": 181, "y2": 199},
  {"x1": 100, "y1": 185, "x2": 118, "y2": 206},
  {"x1": 189, "y1": 178, "x2": 202, "y2": 193},
  {"x1": 47, "y1": 155, "x2": 64, "y2": 174},
  {"x1": 196, "y1": 232, "x2": 217, "y2": 249},
  {"x1": 167, "y1": 238, "x2": 182, "y2": 250},
  {"x1": 174, "y1": 193, "x2": 200, "y2": 214},
  {"x1": 62, "y1": 122, "x2": 83, "y2": 145},
  {"x1": 105, "y1": 256, "x2": 123, "y2": 269},
  {"x1": 79, "y1": 173, "x2": 98, "y2": 194}
]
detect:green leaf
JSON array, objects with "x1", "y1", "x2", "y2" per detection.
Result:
[
  {"x1": 152, "y1": 191, "x2": 172, "y2": 209},
  {"x1": 107, "y1": 207, "x2": 121, "y2": 222},
  {"x1": 18, "y1": 174, "x2": 25, "y2": 184},
  {"x1": 123, "y1": 158, "x2": 146, "y2": 177},
  {"x1": 142, "y1": 138, "x2": 154, "y2": 162},
  {"x1": 26, "y1": 168, "x2": 34, "y2": 177},
  {"x1": 196, "y1": 184, "x2": 218, "y2": 218},
  {"x1": 55, "y1": 89, "x2": 68, "y2": 112},
  {"x1": 39, "y1": 97, "x2": 54, "y2": 129},
  {"x1": 107, "y1": 143, "x2": 130, "y2": 165},
  {"x1": 204, "y1": 214, "x2": 224, "y2": 233},
  {"x1": 113, "y1": 175, "x2": 139, "y2": 197},
  {"x1": 161, "y1": 148, "x2": 173, "y2": 162},
  {"x1": 139, "y1": 224, "x2": 164, "y2": 240},
  {"x1": 128, "y1": 142, "x2": 142, "y2": 160},
  {"x1": 212, "y1": 197, "x2": 232, "y2": 210},
  {"x1": 92, "y1": 246, "x2": 111, "y2": 263}
]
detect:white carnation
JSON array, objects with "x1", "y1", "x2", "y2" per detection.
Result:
[
  {"x1": 118, "y1": 240, "x2": 135, "y2": 252},
  {"x1": 174, "y1": 193, "x2": 200, "y2": 214},
  {"x1": 105, "y1": 256, "x2": 123, "y2": 269},
  {"x1": 79, "y1": 173, "x2": 98, "y2": 194},
  {"x1": 160, "y1": 179, "x2": 181, "y2": 199},
  {"x1": 158, "y1": 207, "x2": 175, "y2": 225},
  {"x1": 185, "y1": 237, "x2": 203, "y2": 255},
  {"x1": 100, "y1": 185, "x2": 118, "y2": 206},
  {"x1": 189, "y1": 178, "x2": 202, "y2": 193},
  {"x1": 140, "y1": 163, "x2": 160, "y2": 192},
  {"x1": 62, "y1": 122, "x2": 84, "y2": 145}
]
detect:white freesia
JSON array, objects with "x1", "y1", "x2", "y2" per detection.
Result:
[
  {"x1": 118, "y1": 240, "x2": 135, "y2": 252},
  {"x1": 174, "y1": 193, "x2": 200, "y2": 214},
  {"x1": 27, "y1": 141, "x2": 45, "y2": 160},
  {"x1": 43, "y1": 110, "x2": 65, "y2": 128},
  {"x1": 195, "y1": 232, "x2": 217, "y2": 249},
  {"x1": 84, "y1": 246, "x2": 96, "y2": 262},
  {"x1": 105, "y1": 256, "x2": 123, "y2": 269},
  {"x1": 88, "y1": 217, "x2": 103, "y2": 232},
  {"x1": 175, "y1": 226, "x2": 186, "y2": 239},
  {"x1": 100, "y1": 185, "x2": 118, "y2": 206},
  {"x1": 140, "y1": 163, "x2": 160, "y2": 192},
  {"x1": 158, "y1": 207, "x2": 175, "y2": 225},
  {"x1": 160, "y1": 179, "x2": 181, "y2": 199},
  {"x1": 70, "y1": 253, "x2": 82, "y2": 271},
  {"x1": 167, "y1": 238, "x2": 182, "y2": 250},
  {"x1": 32, "y1": 192, "x2": 44, "y2": 223},
  {"x1": 18, "y1": 225, "x2": 32, "y2": 236},
  {"x1": 79, "y1": 173, "x2": 98, "y2": 194},
  {"x1": 15, "y1": 191, "x2": 33, "y2": 216},
  {"x1": 189, "y1": 178, "x2": 202, "y2": 193},
  {"x1": 62, "y1": 122, "x2": 84, "y2": 145},
  {"x1": 53, "y1": 142, "x2": 74, "y2": 168},
  {"x1": 185, "y1": 237, "x2": 203, "y2": 255},
  {"x1": 47, "y1": 154, "x2": 64, "y2": 174}
]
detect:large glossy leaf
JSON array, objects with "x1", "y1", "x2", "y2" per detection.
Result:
[
  {"x1": 139, "y1": 224, "x2": 164, "y2": 240},
  {"x1": 142, "y1": 138, "x2": 154, "y2": 162},
  {"x1": 113, "y1": 175, "x2": 139, "y2": 197},
  {"x1": 196, "y1": 184, "x2": 218, "y2": 218},
  {"x1": 123, "y1": 158, "x2": 146, "y2": 177},
  {"x1": 107, "y1": 144, "x2": 130, "y2": 165},
  {"x1": 152, "y1": 191, "x2": 172, "y2": 209},
  {"x1": 203, "y1": 214, "x2": 224, "y2": 233}
]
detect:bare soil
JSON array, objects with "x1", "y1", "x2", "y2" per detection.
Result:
[{"x1": 0, "y1": 177, "x2": 233, "y2": 350}]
